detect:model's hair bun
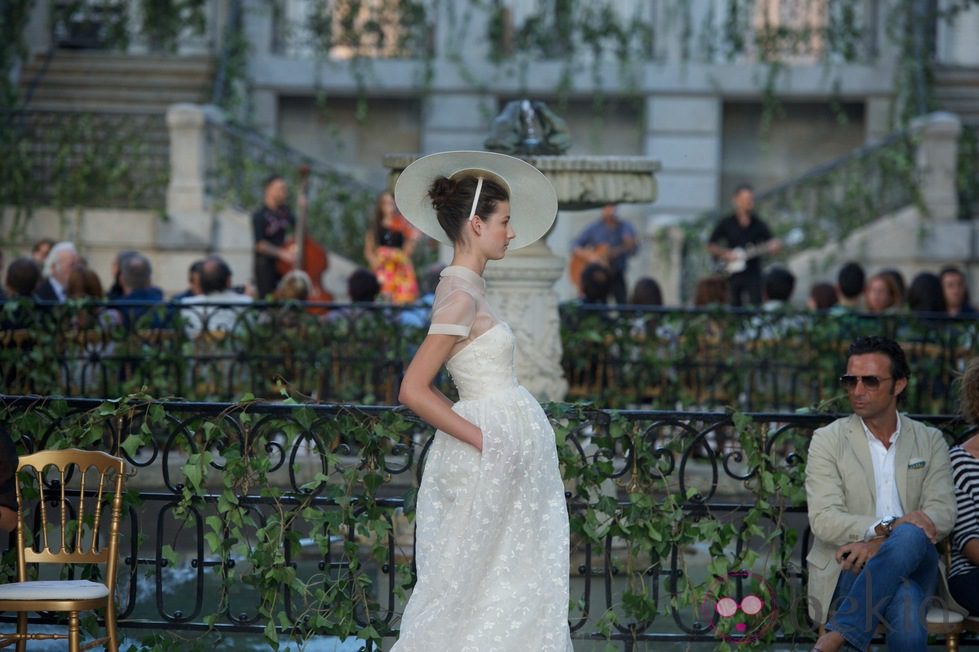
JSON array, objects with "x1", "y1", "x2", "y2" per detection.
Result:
[{"x1": 428, "y1": 177, "x2": 456, "y2": 211}]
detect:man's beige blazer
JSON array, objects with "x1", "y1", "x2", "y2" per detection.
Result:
[{"x1": 804, "y1": 413, "x2": 956, "y2": 623}]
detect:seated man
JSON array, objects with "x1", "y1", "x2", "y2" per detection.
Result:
[
  {"x1": 806, "y1": 335, "x2": 956, "y2": 651},
  {"x1": 179, "y1": 256, "x2": 253, "y2": 339}
]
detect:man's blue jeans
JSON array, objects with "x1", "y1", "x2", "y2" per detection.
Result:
[{"x1": 826, "y1": 524, "x2": 938, "y2": 651}]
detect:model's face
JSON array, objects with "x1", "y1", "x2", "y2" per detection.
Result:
[
  {"x1": 845, "y1": 353, "x2": 905, "y2": 421},
  {"x1": 942, "y1": 272, "x2": 966, "y2": 309},
  {"x1": 865, "y1": 277, "x2": 892, "y2": 313},
  {"x1": 477, "y1": 200, "x2": 515, "y2": 260}
]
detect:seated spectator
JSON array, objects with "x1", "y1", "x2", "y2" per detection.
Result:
[
  {"x1": 4, "y1": 258, "x2": 40, "y2": 299},
  {"x1": 580, "y1": 263, "x2": 612, "y2": 305},
  {"x1": 31, "y1": 238, "x2": 54, "y2": 267},
  {"x1": 0, "y1": 425, "x2": 17, "y2": 535},
  {"x1": 111, "y1": 252, "x2": 165, "y2": 328},
  {"x1": 628, "y1": 277, "x2": 663, "y2": 306},
  {"x1": 692, "y1": 275, "x2": 728, "y2": 307},
  {"x1": 834, "y1": 261, "x2": 865, "y2": 311},
  {"x1": 326, "y1": 268, "x2": 382, "y2": 324},
  {"x1": 864, "y1": 272, "x2": 902, "y2": 314},
  {"x1": 180, "y1": 256, "x2": 253, "y2": 339},
  {"x1": 880, "y1": 268, "x2": 907, "y2": 308},
  {"x1": 761, "y1": 266, "x2": 795, "y2": 310},
  {"x1": 34, "y1": 241, "x2": 79, "y2": 303},
  {"x1": 940, "y1": 266, "x2": 976, "y2": 317},
  {"x1": 66, "y1": 264, "x2": 112, "y2": 330},
  {"x1": 950, "y1": 357, "x2": 979, "y2": 616},
  {"x1": 907, "y1": 271, "x2": 946, "y2": 314},
  {"x1": 274, "y1": 270, "x2": 312, "y2": 302},
  {"x1": 106, "y1": 250, "x2": 139, "y2": 301},
  {"x1": 171, "y1": 259, "x2": 205, "y2": 302},
  {"x1": 399, "y1": 263, "x2": 445, "y2": 330},
  {"x1": 807, "y1": 282, "x2": 839, "y2": 311}
]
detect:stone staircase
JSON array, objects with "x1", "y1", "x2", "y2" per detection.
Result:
[
  {"x1": 19, "y1": 50, "x2": 214, "y2": 113},
  {"x1": 934, "y1": 65, "x2": 979, "y2": 126}
]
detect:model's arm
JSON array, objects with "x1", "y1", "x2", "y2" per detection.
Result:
[{"x1": 399, "y1": 334, "x2": 482, "y2": 450}]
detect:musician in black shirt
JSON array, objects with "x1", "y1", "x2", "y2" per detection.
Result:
[
  {"x1": 707, "y1": 184, "x2": 781, "y2": 307},
  {"x1": 252, "y1": 175, "x2": 296, "y2": 299}
]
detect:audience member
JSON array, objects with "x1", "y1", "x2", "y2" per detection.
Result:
[
  {"x1": 4, "y1": 258, "x2": 40, "y2": 299},
  {"x1": 949, "y1": 357, "x2": 979, "y2": 616},
  {"x1": 326, "y1": 268, "x2": 382, "y2": 326},
  {"x1": 864, "y1": 272, "x2": 902, "y2": 314},
  {"x1": 106, "y1": 250, "x2": 139, "y2": 301},
  {"x1": 693, "y1": 275, "x2": 729, "y2": 307},
  {"x1": 180, "y1": 256, "x2": 253, "y2": 338},
  {"x1": 906, "y1": 271, "x2": 946, "y2": 314},
  {"x1": 807, "y1": 282, "x2": 839, "y2": 311},
  {"x1": 835, "y1": 262, "x2": 865, "y2": 311},
  {"x1": 31, "y1": 238, "x2": 54, "y2": 267},
  {"x1": 940, "y1": 266, "x2": 976, "y2": 317},
  {"x1": 34, "y1": 241, "x2": 79, "y2": 303},
  {"x1": 66, "y1": 265, "x2": 105, "y2": 301},
  {"x1": 274, "y1": 270, "x2": 312, "y2": 302},
  {"x1": 111, "y1": 252, "x2": 164, "y2": 328},
  {"x1": 580, "y1": 263, "x2": 612, "y2": 305},
  {"x1": 399, "y1": 263, "x2": 445, "y2": 330},
  {"x1": 628, "y1": 277, "x2": 663, "y2": 306},
  {"x1": 880, "y1": 268, "x2": 907, "y2": 306},
  {"x1": 761, "y1": 266, "x2": 795, "y2": 310},
  {"x1": 806, "y1": 336, "x2": 956, "y2": 651},
  {"x1": 171, "y1": 260, "x2": 205, "y2": 302}
]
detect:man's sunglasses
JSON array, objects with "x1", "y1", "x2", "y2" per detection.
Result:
[{"x1": 839, "y1": 375, "x2": 892, "y2": 390}]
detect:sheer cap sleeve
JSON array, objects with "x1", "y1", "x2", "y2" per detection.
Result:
[{"x1": 429, "y1": 288, "x2": 476, "y2": 337}]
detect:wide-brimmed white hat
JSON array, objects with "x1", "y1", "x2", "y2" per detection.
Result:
[{"x1": 394, "y1": 150, "x2": 558, "y2": 251}]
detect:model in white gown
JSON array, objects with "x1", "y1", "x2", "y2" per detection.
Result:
[{"x1": 392, "y1": 265, "x2": 573, "y2": 652}]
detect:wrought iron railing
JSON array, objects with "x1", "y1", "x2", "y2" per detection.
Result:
[
  {"x1": 203, "y1": 114, "x2": 381, "y2": 265},
  {"x1": 0, "y1": 108, "x2": 169, "y2": 212},
  {"x1": 0, "y1": 396, "x2": 974, "y2": 649},
  {"x1": 2, "y1": 300, "x2": 977, "y2": 414}
]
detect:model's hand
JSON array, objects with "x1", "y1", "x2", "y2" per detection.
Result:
[
  {"x1": 474, "y1": 428, "x2": 484, "y2": 453},
  {"x1": 835, "y1": 539, "x2": 882, "y2": 572},
  {"x1": 896, "y1": 511, "x2": 938, "y2": 543}
]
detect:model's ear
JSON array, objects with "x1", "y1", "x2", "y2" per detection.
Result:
[{"x1": 470, "y1": 216, "x2": 483, "y2": 237}]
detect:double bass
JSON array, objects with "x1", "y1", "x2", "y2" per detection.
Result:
[{"x1": 275, "y1": 165, "x2": 333, "y2": 310}]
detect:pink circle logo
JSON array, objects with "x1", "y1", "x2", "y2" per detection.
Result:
[{"x1": 700, "y1": 570, "x2": 778, "y2": 644}]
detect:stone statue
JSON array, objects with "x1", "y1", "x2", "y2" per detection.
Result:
[{"x1": 484, "y1": 99, "x2": 571, "y2": 156}]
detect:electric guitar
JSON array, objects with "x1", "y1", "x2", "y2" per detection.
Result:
[{"x1": 716, "y1": 228, "x2": 804, "y2": 275}]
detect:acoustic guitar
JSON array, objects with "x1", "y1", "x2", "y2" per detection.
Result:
[{"x1": 568, "y1": 242, "x2": 633, "y2": 294}]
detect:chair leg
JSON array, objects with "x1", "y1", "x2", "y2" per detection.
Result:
[
  {"x1": 946, "y1": 632, "x2": 959, "y2": 652},
  {"x1": 68, "y1": 611, "x2": 80, "y2": 652},
  {"x1": 15, "y1": 612, "x2": 26, "y2": 652},
  {"x1": 105, "y1": 599, "x2": 119, "y2": 652}
]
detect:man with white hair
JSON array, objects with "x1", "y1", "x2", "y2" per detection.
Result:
[{"x1": 34, "y1": 241, "x2": 79, "y2": 302}]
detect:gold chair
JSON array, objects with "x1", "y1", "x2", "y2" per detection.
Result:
[{"x1": 0, "y1": 449, "x2": 126, "y2": 652}]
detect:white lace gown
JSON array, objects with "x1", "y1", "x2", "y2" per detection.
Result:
[{"x1": 392, "y1": 266, "x2": 573, "y2": 652}]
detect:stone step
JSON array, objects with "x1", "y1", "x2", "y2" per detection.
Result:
[
  {"x1": 24, "y1": 51, "x2": 214, "y2": 75},
  {"x1": 23, "y1": 69, "x2": 214, "y2": 89},
  {"x1": 28, "y1": 85, "x2": 209, "y2": 106}
]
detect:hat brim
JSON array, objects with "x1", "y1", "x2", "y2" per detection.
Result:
[{"x1": 394, "y1": 151, "x2": 558, "y2": 251}]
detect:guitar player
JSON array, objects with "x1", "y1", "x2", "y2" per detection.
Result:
[
  {"x1": 707, "y1": 184, "x2": 781, "y2": 307},
  {"x1": 570, "y1": 203, "x2": 638, "y2": 304}
]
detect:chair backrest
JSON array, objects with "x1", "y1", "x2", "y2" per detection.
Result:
[{"x1": 14, "y1": 449, "x2": 126, "y2": 586}]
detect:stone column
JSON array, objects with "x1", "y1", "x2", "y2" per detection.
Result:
[
  {"x1": 162, "y1": 103, "x2": 222, "y2": 247},
  {"x1": 484, "y1": 239, "x2": 568, "y2": 402},
  {"x1": 913, "y1": 111, "x2": 961, "y2": 221}
]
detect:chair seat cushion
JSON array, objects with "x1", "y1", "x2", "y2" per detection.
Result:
[
  {"x1": 0, "y1": 580, "x2": 109, "y2": 601},
  {"x1": 926, "y1": 607, "x2": 965, "y2": 625}
]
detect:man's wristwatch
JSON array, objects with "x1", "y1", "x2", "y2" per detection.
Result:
[{"x1": 875, "y1": 516, "x2": 898, "y2": 537}]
